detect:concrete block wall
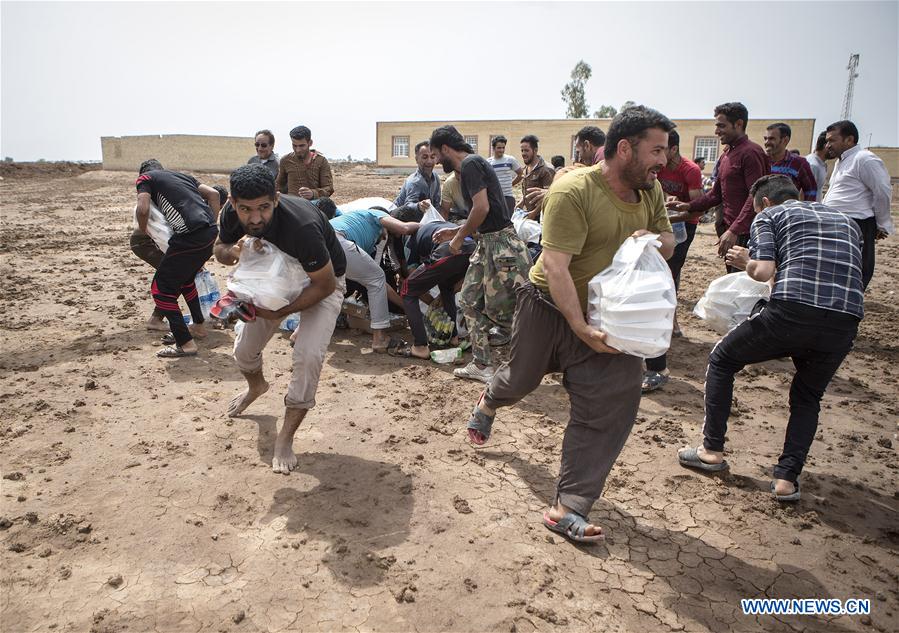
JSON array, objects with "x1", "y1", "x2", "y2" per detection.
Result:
[{"x1": 101, "y1": 134, "x2": 254, "y2": 173}]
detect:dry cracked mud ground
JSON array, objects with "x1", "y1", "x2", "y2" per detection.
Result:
[{"x1": 1, "y1": 162, "x2": 897, "y2": 632}]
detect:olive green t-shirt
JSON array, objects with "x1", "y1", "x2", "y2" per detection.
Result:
[{"x1": 529, "y1": 164, "x2": 672, "y2": 312}]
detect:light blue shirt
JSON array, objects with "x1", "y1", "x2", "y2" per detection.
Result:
[{"x1": 330, "y1": 209, "x2": 388, "y2": 255}]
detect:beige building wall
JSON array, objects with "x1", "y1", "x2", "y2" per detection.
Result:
[
  {"x1": 869, "y1": 147, "x2": 899, "y2": 183},
  {"x1": 101, "y1": 134, "x2": 254, "y2": 172},
  {"x1": 376, "y1": 118, "x2": 816, "y2": 172}
]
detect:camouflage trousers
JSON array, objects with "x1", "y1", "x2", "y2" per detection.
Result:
[{"x1": 459, "y1": 226, "x2": 532, "y2": 366}]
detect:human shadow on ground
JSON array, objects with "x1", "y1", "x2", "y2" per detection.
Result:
[
  {"x1": 261, "y1": 452, "x2": 413, "y2": 588},
  {"x1": 239, "y1": 413, "x2": 278, "y2": 463},
  {"x1": 481, "y1": 451, "x2": 857, "y2": 633}
]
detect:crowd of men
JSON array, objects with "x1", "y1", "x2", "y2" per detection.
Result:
[{"x1": 129, "y1": 104, "x2": 893, "y2": 542}]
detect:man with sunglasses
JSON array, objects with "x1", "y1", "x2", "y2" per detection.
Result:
[
  {"x1": 247, "y1": 130, "x2": 279, "y2": 178},
  {"x1": 215, "y1": 164, "x2": 347, "y2": 475}
]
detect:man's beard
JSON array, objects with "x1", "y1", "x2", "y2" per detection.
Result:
[
  {"x1": 244, "y1": 223, "x2": 266, "y2": 237},
  {"x1": 623, "y1": 155, "x2": 655, "y2": 191},
  {"x1": 440, "y1": 158, "x2": 454, "y2": 174}
]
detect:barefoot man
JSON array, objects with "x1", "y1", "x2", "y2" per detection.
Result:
[{"x1": 215, "y1": 165, "x2": 347, "y2": 474}]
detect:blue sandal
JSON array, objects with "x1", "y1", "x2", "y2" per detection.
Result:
[
  {"x1": 542, "y1": 511, "x2": 605, "y2": 543},
  {"x1": 467, "y1": 402, "x2": 495, "y2": 446}
]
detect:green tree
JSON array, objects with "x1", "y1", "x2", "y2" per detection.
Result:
[
  {"x1": 593, "y1": 105, "x2": 617, "y2": 118},
  {"x1": 561, "y1": 60, "x2": 592, "y2": 118}
]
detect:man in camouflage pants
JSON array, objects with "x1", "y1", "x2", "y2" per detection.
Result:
[{"x1": 430, "y1": 125, "x2": 531, "y2": 383}]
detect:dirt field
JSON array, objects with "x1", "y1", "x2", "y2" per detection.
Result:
[{"x1": 1, "y1": 163, "x2": 897, "y2": 633}]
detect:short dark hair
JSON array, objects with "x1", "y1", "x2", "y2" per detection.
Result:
[
  {"x1": 138, "y1": 159, "x2": 163, "y2": 174},
  {"x1": 668, "y1": 130, "x2": 680, "y2": 149},
  {"x1": 316, "y1": 197, "x2": 337, "y2": 219},
  {"x1": 414, "y1": 140, "x2": 430, "y2": 155},
  {"x1": 390, "y1": 206, "x2": 423, "y2": 223},
  {"x1": 255, "y1": 129, "x2": 275, "y2": 146},
  {"x1": 576, "y1": 126, "x2": 606, "y2": 147},
  {"x1": 825, "y1": 120, "x2": 859, "y2": 144},
  {"x1": 520, "y1": 135, "x2": 539, "y2": 150},
  {"x1": 230, "y1": 164, "x2": 276, "y2": 200},
  {"x1": 750, "y1": 174, "x2": 799, "y2": 208},
  {"x1": 604, "y1": 105, "x2": 676, "y2": 159},
  {"x1": 693, "y1": 156, "x2": 706, "y2": 164},
  {"x1": 766, "y1": 122, "x2": 792, "y2": 139},
  {"x1": 815, "y1": 131, "x2": 827, "y2": 152},
  {"x1": 289, "y1": 125, "x2": 312, "y2": 141},
  {"x1": 714, "y1": 102, "x2": 749, "y2": 128},
  {"x1": 551, "y1": 155, "x2": 565, "y2": 169},
  {"x1": 212, "y1": 185, "x2": 229, "y2": 206},
  {"x1": 491, "y1": 135, "x2": 507, "y2": 148},
  {"x1": 429, "y1": 125, "x2": 473, "y2": 153}
]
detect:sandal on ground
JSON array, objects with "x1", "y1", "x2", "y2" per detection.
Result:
[
  {"x1": 542, "y1": 511, "x2": 605, "y2": 543},
  {"x1": 156, "y1": 345, "x2": 197, "y2": 358},
  {"x1": 678, "y1": 446, "x2": 729, "y2": 472},
  {"x1": 374, "y1": 335, "x2": 402, "y2": 354},
  {"x1": 641, "y1": 370, "x2": 669, "y2": 393},
  {"x1": 386, "y1": 338, "x2": 412, "y2": 357},
  {"x1": 771, "y1": 480, "x2": 801, "y2": 502},
  {"x1": 467, "y1": 400, "x2": 495, "y2": 445}
]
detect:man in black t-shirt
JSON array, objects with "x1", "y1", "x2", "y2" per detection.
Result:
[
  {"x1": 214, "y1": 165, "x2": 347, "y2": 475},
  {"x1": 429, "y1": 126, "x2": 531, "y2": 383},
  {"x1": 398, "y1": 220, "x2": 475, "y2": 359},
  {"x1": 134, "y1": 159, "x2": 221, "y2": 358}
]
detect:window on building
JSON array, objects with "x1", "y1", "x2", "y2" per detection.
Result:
[
  {"x1": 694, "y1": 136, "x2": 719, "y2": 164},
  {"x1": 392, "y1": 136, "x2": 410, "y2": 158},
  {"x1": 570, "y1": 136, "x2": 579, "y2": 162},
  {"x1": 464, "y1": 135, "x2": 478, "y2": 154}
]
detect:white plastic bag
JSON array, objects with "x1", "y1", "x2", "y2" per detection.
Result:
[
  {"x1": 693, "y1": 272, "x2": 771, "y2": 334},
  {"x1": 134, "y1": 202, "x2": 172, "y2": 253},
  {"x1": 512, "y1": 209, "x2": 542, "y2": 244},
  {"x1": 336, "y1": 197, "x2": 396, "y2": 215},
  {"x1": 420, "y1": 201, "x2": 444, "y2": 225},
  {"x1": 227, "y1": 238, "x2": 310, "y2": 310},
  {"x1": 587, "y1": 234, "x2": 677, "y2": 358}
]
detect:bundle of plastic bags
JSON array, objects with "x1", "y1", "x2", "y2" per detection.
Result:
[
  {"x1": 587, "y1": 234, "x2": 676, "y2": 358},
  {"x1": 693, "y1": 272, "x2": 771, "y2": 334},
  {"x1": 133, "y1": 202, "x2": 172, "y2": 253},
  {"x1": 226, "y1": 238, "x2": 310, "y2": 310},
  {"x1": 511, "y1": 209, "x2": 542, "y2": 245}
]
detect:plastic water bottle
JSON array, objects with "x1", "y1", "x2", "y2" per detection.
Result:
[
  {"x1": 280, "y1": 312, "x2": 300, "y2": 332},
  {"x1": 671, "y1": 221, "x2": 687, "y2": 245},
  {"x1": 430, "y1": 347, "x2": 462, "y2": 364},
  {"x1": 195, "y1": 269, "x2": 221, "y2": 318}
]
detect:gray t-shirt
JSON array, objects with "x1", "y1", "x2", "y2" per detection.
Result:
[
  {"x1": 247, "y1": 153, "x2": 280, "y2": 179},
  {"x1": 487, "y1": 155, "x2": 521, "y2": 198}
]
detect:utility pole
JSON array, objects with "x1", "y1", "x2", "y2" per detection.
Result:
[{"x1": 841, "y1": 54, "x2": 860, "y2": 120}]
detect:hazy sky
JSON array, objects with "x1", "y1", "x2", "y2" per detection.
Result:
[{"x1": 2, "y1": 0, "x2": 897, "y2": 162}]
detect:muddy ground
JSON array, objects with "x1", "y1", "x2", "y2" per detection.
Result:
[{"x1": 0, "y1": 163, "x2": 897, "y2": 633}]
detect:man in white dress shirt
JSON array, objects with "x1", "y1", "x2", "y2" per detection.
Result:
[
  {"x1": 823, "y1": 120, "x2": 893, "y2": 289},
  {"x1": 805, "y1": 131, "x2": 829, "y2": 197}
]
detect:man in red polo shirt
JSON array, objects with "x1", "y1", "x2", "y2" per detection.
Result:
[
  {"x1": 643, "y1": 130, "x2": 703, "y2": 392},
  {"x1": 668, "y1": 102, "x2": 770, "y2": 272}
]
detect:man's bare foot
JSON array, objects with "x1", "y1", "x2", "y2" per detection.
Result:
[
  {"x1": 678, "y1": 445, "x2": 724, "y2": 465},
  {"x1": 410, "y1": 344, "x2": 431, "y2": 359},
  {"x1": 372, "y1": 330, "x2": 389, "y2": 353},
  {"x1": 146, "y1": 316, "x2": 169, "y2": 331},
  {"x1": 227, "y1": 380, "x2": 270, "y2": 417},
  {"x1": 773, "y1": 478, "x2": 796, "y2": 496},
  {"x1": 188, "y1": 323, "x2": 208, "y2": 339},
  {"x1": 545, "y1": 503, "x2": 603, "y2": 539},
  {"x1": 271, "y1": 440, "x2": 297, "y2": 474},
  {"x1": 180, "y1": 340, "x2": 199, "y2": 354}
]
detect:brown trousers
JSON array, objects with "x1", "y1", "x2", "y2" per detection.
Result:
[{"x1": 485, "y1": 283, "x2": 643, "y2": 517}]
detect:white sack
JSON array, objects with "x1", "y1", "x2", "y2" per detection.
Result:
[
  {"x1": 227, "y1": 238, "x2": 310, "y2": 310},
  {"x1": 587, "y1": 234, "x2": 676, "y2": 358},
  {"x1": 134, "y1": 202, "x2": 172, "y2": 253}
]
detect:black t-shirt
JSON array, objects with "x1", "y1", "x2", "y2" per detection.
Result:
[
  {"x1": 135, "y1": 169, "x2": 215, "y2": 234},
  {"x1": 407, "y1": 221, "x2": 476, "y2": 265},
  {"x1": 218, "y1": 194, "x2": 347, "y2": 277},
  {"x1": 460, "y1": 154, "x2": 512, "y2": 233}
]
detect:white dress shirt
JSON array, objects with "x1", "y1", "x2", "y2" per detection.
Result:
[
  {"x1": 805, "y1": 153, "x2": 827, "y2": 197},
  {"x1": 823, "y1": 145, "x2": 893, "y2": 234}
]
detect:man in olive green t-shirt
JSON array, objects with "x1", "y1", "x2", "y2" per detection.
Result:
[{"x1": 464, "y1": 106, "x2": 676, "y2": 544}]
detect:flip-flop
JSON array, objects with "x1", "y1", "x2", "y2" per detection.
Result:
[
  {"x1": 542, "y1": 511, "x2": 605, "y2": 543},
  {"x1": 678, "y1": 446, "x2": 729, "y2": 472},
  {"x1": 467, "y1": 400, "x2": 495, "y2": 445},
  {"x1": 771, "y1": 480, "x2": 801, "y2": 502},
  {"x1": 386, "y1": 338, "x2": 410, "y2": 357},
  {"x1": 156, "y1": 345, "x2": 197, "y2": 358},
  {"x1": 642, "y1": 370, "x2": 669, "y2": 393}
]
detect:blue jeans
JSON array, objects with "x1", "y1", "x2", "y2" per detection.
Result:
[{"x1": 702, "y1": 299, "x2": 858, "y2": 482}]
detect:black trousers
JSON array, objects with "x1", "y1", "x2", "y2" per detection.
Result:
[
  {"x1": 152, "y1": 226, "x2": 217, "y2": 346},
  {"x1": 702, "y1": 299, "x2": 858, "y2": 483},
  {"x1": 853, "y1": 216, "x2": 876, "y2": 290},
  {"x1": 400, "y1": 254, "x2": 470, "y2": 347},
  {"x1": 645, "y1": 223, "x2": 698, "y2": 372}
]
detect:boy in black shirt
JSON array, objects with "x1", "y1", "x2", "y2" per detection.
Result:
[
  {"x1": 429, "y1": 126, "x2": 531, "y2": 383},
  {"x1": 214, "y1": 165, "x2": 346, "y2": 475},
  {"x1": 134, "y1": 159, "x2": 220, "y2": 358}
]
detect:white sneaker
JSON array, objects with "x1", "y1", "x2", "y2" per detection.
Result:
[{"x1": 454, "y1": 361, "x2": 495, "y2": 383}]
